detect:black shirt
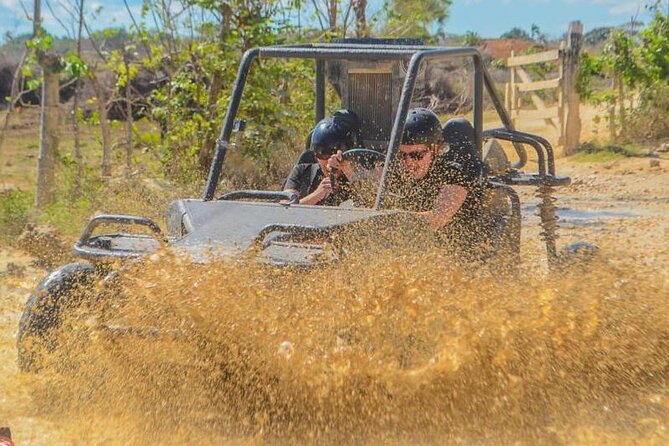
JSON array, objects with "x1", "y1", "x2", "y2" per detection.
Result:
[
  {"x1": 284, "y1": 163, "x2": 352, "y2": 206},
  {"x1": 386, "y1": 151, "x2": 486, "y2": 252}
]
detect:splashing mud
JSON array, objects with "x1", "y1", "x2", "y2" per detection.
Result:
[{"x1": 8, "y1": 241, "x2": 668, "y2": 445}]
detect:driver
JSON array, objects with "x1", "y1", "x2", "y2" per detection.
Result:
[
  {"x1": 386, "y1": 108, "x2": 486, "y2": 257},
  {"x1": 283, "y1": 117, "x2": 356, "y2": 205}
]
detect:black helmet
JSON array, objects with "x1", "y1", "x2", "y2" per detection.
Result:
[
  {"x1": 332, "y1": 109, "x2": 363, "y2": 147},
  {"x1": 332, "y1": 109, "x2": 361, "y2": 132},
  {"x1": 401, "y1": 108, "x2": 443, "y2": 145},
  {"x1": 442, "y1": 118, "x2": 475, "y2": 149},
  {"x1": 310, "y1": 117, "x2": 355, "y2": 159}
]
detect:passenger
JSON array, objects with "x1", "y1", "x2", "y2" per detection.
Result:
[
  {"x1": 283, "y1": 117, "x2": 356, "y2": 205},
  {"x1": 387, "y1": 108, "x2": 486, "y2": 258},
  {"x1": 297, "y1": 109, "x2": 363, "y2": 165}
]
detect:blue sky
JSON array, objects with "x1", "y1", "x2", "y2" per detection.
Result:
[{"x1": 0, "y1": 0, "x2": 663, "y2": 41}]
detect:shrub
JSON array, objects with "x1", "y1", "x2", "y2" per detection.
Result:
[{"x1": 626, "y1": 82, "x2": 669, "y2": 141}]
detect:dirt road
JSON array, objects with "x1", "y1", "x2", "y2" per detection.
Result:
[
  {"x1": 1, "y1": 150, "x2": 668, "y2": 444},
  {"x1": 2, "y1": 99, "x2": 669, "y2": 444}
]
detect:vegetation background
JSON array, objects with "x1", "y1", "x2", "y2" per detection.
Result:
[{"x1": 0, "y1": 0, "x2": 668, "y2": 245}]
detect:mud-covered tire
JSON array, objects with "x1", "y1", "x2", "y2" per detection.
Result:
[{"x1": 17, "y1": 262, "x2": 97, "y2": 372}]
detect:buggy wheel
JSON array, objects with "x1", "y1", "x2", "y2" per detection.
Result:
[{"x1": 17, "y1": 262, "x2": 98, "y2": 372}]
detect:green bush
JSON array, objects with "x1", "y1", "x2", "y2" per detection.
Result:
[{"x1": 626, "y1": 82, "x2": 669, "y2": 141}]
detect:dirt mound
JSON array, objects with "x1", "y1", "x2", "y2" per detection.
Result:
[{"x1": 16, "y1": 224, "x2": 71, "y2": 268}]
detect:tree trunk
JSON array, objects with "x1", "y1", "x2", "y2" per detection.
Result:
[
  {"x1": 88, "y1": 75, "x2": 113, "y2": 178},
  {"x1": 609, "y1": 77, "x2": 617, "y2": 142},
  {"x1": 71, "y1": 87, "x2": 82, "y2": 194},
  {"x1": 352, "y1": 0, "x2": 367, "y2": 37},
  {"x1": 564, "y1": 21, "x2": 582, "y2": 153},
  {"x1": 71, "y1": 0, "x2": 85, "y2": 195},
  {"x1": 618, "y1": 75, "x2": 626, "y2": 137},
  {"x1": 198, "y1": 4, "x2": 231, "y2": 175},
  {"x1": 198, "y1": 72, "x2": 224, "y2": 175},
  {"x1": 36, "y1": 54, "x2": 62, "y2": 208},
  {"x1": 124, "y1": 55, "x2": 133, "y2": 176},
  {"x1": 329, "y1": 0, "x2": 338, "y2": 33}
]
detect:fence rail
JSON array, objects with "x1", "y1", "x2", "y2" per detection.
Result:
[{"x1": 503, "y1": 22, "x2": 583, "y2": 152}]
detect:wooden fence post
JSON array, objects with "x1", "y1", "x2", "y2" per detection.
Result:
[{"x1": 563, "y1": 21, "x2": 583, "y2": 154}]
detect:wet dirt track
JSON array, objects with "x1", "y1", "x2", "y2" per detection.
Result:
[{"x1": 1, "y1": 156, "x2": 669, "y2": 445}]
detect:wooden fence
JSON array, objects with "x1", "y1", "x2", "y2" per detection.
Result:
[{"x1": 504, "y1": 21, "x2": 583, "y2": 152}]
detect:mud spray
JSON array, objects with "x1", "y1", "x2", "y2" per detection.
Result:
[{"x1": 1, "y1": 231, "x2": 666, "y2": 445}]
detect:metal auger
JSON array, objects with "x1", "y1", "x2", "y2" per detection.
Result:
[{"x1": 536, "y1": 184, "x2": 559, "y2": 268}]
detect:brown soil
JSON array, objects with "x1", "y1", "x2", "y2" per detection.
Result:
[
  {"x1": 480, "y1": 39, "x2": 540, "y2": 60},
  {"x1": 1, "y1": 106, "x2": 668, "y2": 444}
]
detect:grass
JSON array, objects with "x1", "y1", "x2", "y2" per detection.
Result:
[
  {"x1": 0, "y1": 108, "x2": 177, "y2": 243},
  {"x1": 0, "y1": 189, "x2": 33, "y2": 245},
  {"x1": 570, "y1": 141, "x2": 645, "y2": 163}
]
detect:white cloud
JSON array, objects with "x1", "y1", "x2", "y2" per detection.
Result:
[
  {"x1": 0, "y1": 0, "x2": 19, "y2": 9},
  {"x1": 0, "y1": 0, "x2": 26, "y2": 16},
  {"x1": 588, "y1": 0, "x2": 645, "y2": 17},
  {"x1": 609, "y1": 1, "x2": 643, "y2": 15}
]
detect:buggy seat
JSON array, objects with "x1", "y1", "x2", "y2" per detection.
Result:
[{"x1": 442, "y1": 118, "x2": 520, "y2": 262}]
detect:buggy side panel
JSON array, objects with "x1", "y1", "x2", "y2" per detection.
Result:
[{"x1": 168, "y1": 199, "x2": 399, "y2": 255}]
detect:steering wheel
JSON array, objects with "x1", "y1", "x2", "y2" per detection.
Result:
[
  {"x1": 330, "y1": 148, "x2": 386, "y2": 207},
  {"x1": 329, "y1": 148, "x2": 386, "y2": 183},
  {"x1": 341, "y1": 148, "x2": 386, "y2": 167}
]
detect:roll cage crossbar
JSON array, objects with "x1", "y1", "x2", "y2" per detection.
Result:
[{"x1": 203, "y1": 42, "x2": 556, "y2": 206}]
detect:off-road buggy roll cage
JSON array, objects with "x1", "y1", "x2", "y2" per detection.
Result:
[
  {"x1": 205, "y1": 41, "x2": 569, "y2": 197},
  {"x1": 201, "y1": 39, "x2": 568, "y2": 262}
]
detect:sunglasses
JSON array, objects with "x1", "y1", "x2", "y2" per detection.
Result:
[{"x1": 397, "y1": 149, "x2": 430, "y2": 161}]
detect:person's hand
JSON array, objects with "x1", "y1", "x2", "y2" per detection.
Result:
[
  {"x1": 327, "y1": 150, "x2": 344, "y2": 171},
  {"x1": 327, "y1": 150, "x2": 354, "y2": 180},
  {"x1": 313, "y1": 176, "x2": 333, "y2": 200}
]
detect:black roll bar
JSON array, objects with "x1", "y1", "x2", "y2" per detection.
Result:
[
  {"x1": 73, "y1": 214, "x2": 165, "y2": 259},
  {"x1": 203, "y1": 48, "x2": 260, "y2": 201},
  {"x1": 202, "y1": 44, "x2": 524, "y2": 203}
]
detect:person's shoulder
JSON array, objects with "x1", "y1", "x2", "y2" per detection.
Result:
[
  {"x1": 290, "y1": 162, "x2": 318, "y2": 174},
  {"x1": 434, "y1": 152, "x2": 479, "y2": 186},
  {"x1": 286, "y1": 162, "x2": 317, "y2": 185},
  {"x1": 434, "y1": 152, "x2": 464, "y2": 174}
]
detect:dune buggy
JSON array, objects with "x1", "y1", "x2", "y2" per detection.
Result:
[{"x1": 17, "y1": 39, "x2": 586, "y2": 371}]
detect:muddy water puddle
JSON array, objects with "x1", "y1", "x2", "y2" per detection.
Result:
[{"x1": 523, "y1": 201, "x2": 645, "y2": 228}]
